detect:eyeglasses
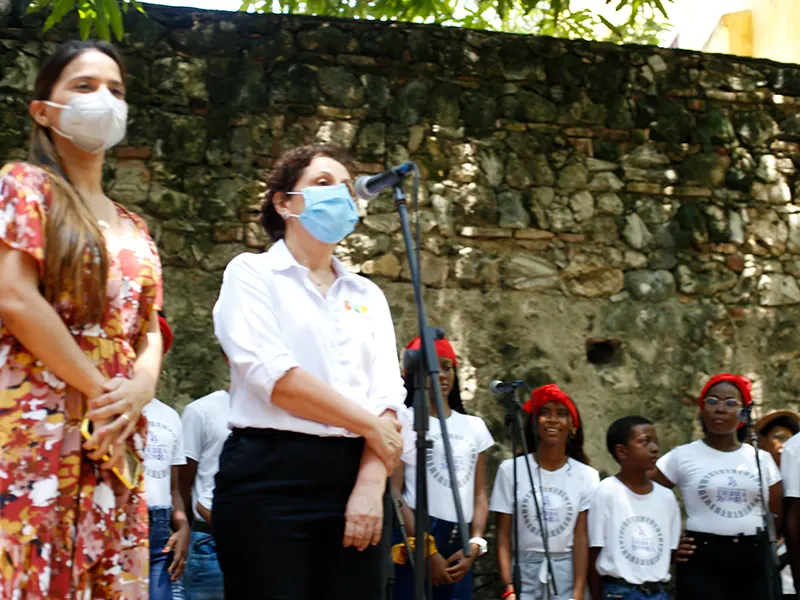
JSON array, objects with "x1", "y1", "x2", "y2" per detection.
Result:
[{"x1": 705, "y1": 397, "x2": 743, "y2": 410}]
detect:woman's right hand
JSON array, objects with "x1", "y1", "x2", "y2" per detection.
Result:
[
  {"x1": 430, "y1": 552, "x2": 454, "y2": 587},
  {"x1": 365, "y1": 415, "x2": 403, "y2": 471},
  {"x1": 675, "y1": 533, "x2": 695, "y2": 563}
]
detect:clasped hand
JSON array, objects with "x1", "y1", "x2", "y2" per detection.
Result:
[{"x1": 83, "y1": 375, "x2": 154, "y2": 470}]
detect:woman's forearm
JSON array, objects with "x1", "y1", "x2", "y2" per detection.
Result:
[
  {"x1": 0, "y1": 265, "x2": 104, "y2": 398},
  {"x1": 131, "y1": 313, "x2": 162, "y2": 406},
  {"x1": 496, "y1": 513, "x2": 513, "y2": 586},
  {"x1": 572, "y1": 512, "x2": 590, "y2": 597},
  {"x1": 272, "y1": 368, "x2": 379, "y2": 438}
]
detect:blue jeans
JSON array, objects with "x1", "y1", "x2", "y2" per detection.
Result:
[
  {"x1": 149, "y1": 507, "x2": 174, "y2": 600},
  {"x1": 603, "y1": 582, "x2": 668, "y2": 600},
  {"x1": 393, "y1": 518, "x2": 473, "y2": 600},
  {"x1": 183, "y1": 530, "x2": 224, "y2": 600}
]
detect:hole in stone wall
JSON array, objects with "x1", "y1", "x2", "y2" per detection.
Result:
[{"x1": 586, "y1": 338, "x2": 621, "y2": 367}]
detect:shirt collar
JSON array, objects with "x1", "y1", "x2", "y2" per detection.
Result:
[{"x1": 266, "y1": 239, "x2": 365, "y2": 289}]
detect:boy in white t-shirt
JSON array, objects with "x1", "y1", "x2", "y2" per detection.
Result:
[{"x1": 589, "y1": 416, "x2": 680, "y2": 600}]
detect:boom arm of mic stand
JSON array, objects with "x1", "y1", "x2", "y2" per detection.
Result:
[{"x1": 394, "y1": 182, "x2": 472, "y2": 600}]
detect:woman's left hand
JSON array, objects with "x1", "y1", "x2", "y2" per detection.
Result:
[
  {"x1": 444, "y1": 546, "x2": 477, "y2": 582},
  {"x1": 84, "y1": 375, "x2": 154, "y2": 468},
  {"x1": 342, "y1": 481, "x2": 384, "y2": 551}
]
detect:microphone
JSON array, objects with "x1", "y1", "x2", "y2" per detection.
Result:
[
  {"x1": 354, "y1": 162, "x2": 415, "y2": 200},
  {"x1": 740, "y1": 404, "x2": 754, "y2": 423},
  {"x1": 489, "y1": 380, "x2": 525, "y2": 395}
]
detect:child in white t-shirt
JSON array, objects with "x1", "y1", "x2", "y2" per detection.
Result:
[
  {"x1": 589, "y1": 416, "x2": 680, "y2": 600},
  {"x1": 490, "y1": 384, "x2": 599, "y2": 600},
  {"x1": 652, "y1": 373, "x2": 783, "y2": 600},
  {"x1": 391, "y1": 335, "x2": 495, "y2": 600}
]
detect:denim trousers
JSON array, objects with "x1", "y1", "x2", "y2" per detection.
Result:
[
  {"x1": 149, "y1": 507, "x2": 174, "y2": 600},
  {"x1": 392, "y1": 518, "x2": 474, "y2": 600},
  {"x1": 602, "y1": 581, "x2": 668, "y2": 600},
  {"x1": 182, "y1": 530, "x2": 225, "y2": 600}
]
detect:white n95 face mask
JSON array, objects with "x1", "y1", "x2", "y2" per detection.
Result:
[{"x1": 44, "y1": 87, "x2": 128, "y2": 154}]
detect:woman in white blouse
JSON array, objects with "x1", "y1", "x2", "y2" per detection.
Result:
[
  {"x1": 652, "y1": 373, "x2": 783, "y2": 600},
  {"x1": 211, "y1": 144, "x2": 407, "y2": 600}
]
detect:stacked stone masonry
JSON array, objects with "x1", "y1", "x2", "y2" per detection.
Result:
[{"x1": 3, "y1": 7, "x2": 800, "y2": 487}]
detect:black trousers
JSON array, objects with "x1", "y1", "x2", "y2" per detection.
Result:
[
  {"x1": 676, "y1": 531, "x2": 781, "y2": 600},
  {"x1": 212, "y1": 428, "x2": 387, "y2": 600}
]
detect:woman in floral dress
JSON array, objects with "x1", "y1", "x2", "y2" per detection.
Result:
[{"x1": 0, "y1": 41, "x2": 163, "y2": 598}]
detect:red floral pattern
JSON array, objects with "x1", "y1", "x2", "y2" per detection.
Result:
[{"x1": 0, "y1": 162, "x2": 162, "y2": 599}]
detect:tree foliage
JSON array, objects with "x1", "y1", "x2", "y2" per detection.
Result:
[{"x1": 27, "y1": 0, "x2": 671, "y2": 46}]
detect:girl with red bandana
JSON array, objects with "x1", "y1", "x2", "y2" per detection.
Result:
[
  {"x1": 490, "y1": 384, "x2": 599, "y2": 600},
  {"x1": 652, "y1": 373, "x2": 784, "y2": 600},
  {"x1": 391, "y1": 336, "x2": 495, "y2": 600}
]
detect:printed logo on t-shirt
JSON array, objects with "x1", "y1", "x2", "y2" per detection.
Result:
[
  {"x1": 697, "y1": 468, "x2": 760, "y2": 518},
  {"x1": 426, "y1": 433, "x2": 477, "y2": 489},
  {"x1": 521, "y1": 486, "x2": 574, "y2": 538},
  {"x1": 144, "y1": 420, "x2": 175, "y2": 479},
  {"x1": 618, "y1": 516, "x2": 664, "y2": 567}
]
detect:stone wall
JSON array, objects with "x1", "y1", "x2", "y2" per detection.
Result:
[{"x1": 4, "y1": 7, "x2": 800, "y2": 488}]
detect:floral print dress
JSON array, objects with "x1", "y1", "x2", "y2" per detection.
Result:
[{"x1": 0, "y1": 162, "x2": 162, "y2": 599}]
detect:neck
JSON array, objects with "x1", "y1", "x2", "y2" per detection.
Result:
[
  {"x1": 534, "y1": 443, "x2": 567, "y2": 470},
  {"x1": 616, "y1": 467, "x2": 652, "y2": 492},
  {"x1": 284, "y1": 232, "x2": 334, "y2": 273},
  {"x1": 704, "y1": 431, "x2": 741, "y2": 452},
  {"x1": 429, "y1": 396, "x2": 451, "y2": 420},
  {"x1": 55, "y1": 138, "x2": 105, "y2": 203}
]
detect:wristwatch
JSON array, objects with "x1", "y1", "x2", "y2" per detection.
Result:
[{"x1": 468, "y1": 536, "x2": 488, "y2": 556}]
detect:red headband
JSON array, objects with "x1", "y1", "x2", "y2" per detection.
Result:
[
  {"x1": 698, "y1": 373, "x2": 752, "y2": 411},
  {"x1": 404, "y1": 336, "x2": 458, "y2": 370},
  {"x1": 158, "y1": 313, "x2": 173, "y2": 355},
  {"x1": 522, "y1": 384, "x2": 580, "y2": 429}
]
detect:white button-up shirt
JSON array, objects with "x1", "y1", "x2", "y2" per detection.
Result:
[{"x1": 213, "y1": 240, "x2": 407, "y2": 436}]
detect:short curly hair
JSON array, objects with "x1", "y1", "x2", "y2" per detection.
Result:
[{"x1": 259, "y1": 144, "x2": 352, "y2": 241}]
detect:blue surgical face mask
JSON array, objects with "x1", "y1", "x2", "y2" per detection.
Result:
[{"x1": 285, "y1": 183, "x2": 359, "y2": 244}]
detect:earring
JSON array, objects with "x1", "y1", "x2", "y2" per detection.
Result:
[{"x1": 569, "y1": 429, "x2": 577, "y2": 439}]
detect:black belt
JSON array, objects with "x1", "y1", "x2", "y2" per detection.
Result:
[
  {"x1": 193, "y1": 520, "x2": 213, "y2": 535},
  {"x1": 603, "y1": 576, "x2": 665, "y2": 595}
]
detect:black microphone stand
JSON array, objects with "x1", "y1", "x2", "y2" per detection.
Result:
[
  {"x1": 391, "y1": 171, "x2": 471, "y2": 600},
  {"x1": 747, "y1": 412, "x2": 780, "y2": 600},
  {"x1": 500, "y1": 388, "x2": 557, "y2": 598}
]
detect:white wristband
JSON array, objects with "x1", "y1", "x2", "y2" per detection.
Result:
[{"x1": 468, "y1": 536, "x2": 488, "y2": 556}]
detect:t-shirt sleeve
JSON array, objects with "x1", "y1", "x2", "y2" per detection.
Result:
[
  {"x1": 579, "y1": 467, "x2": 601, "y2": 512},
  {"x1": 761, "y1": 450, "x2": 782, "y2": 487},
  {"x1": 782, "y1": 438, "x2": 800, "y2": 498},
  {"x1": 489, "y1": 462, "x2": 513, "y2": 514},
  {"x1": 181, "y1": 403, "x2": 205, "y2": 462},
  {"x1": 0, "y1": 163, "x2": 50, "y2": 274},
  {"x1": 669, "y1": 493, "x2": 681, "y2": 550},
  {"x1": 587, "y1": 483, "x2": 606, "y2": 548},
  {"x1": 474, "y1": 417, "x2": 495, "y2": 454},
  {"x1": 655, "y1": 447, "x2": 681, "y2": 487},
  {"x1": 171, "y1": 410, "x2": 187, "y2": 467}
]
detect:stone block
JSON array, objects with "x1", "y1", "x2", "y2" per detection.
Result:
[
  {"x1": 625, "y1": 270, "x2": 676, "y2": 301},
  {"x1": 758, "y1": 274, "x2": 800, "y2": 306},
  {"x1": 502, "y1": 252, "x2": 559, "y2": 290}
]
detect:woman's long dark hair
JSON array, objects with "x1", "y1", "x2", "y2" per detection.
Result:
[
  {"x1": 403, "y1": 371, "x2": 466, "y2": 415},
  {"x1": 524, "y1": 405, "x2": 590, "y2": 465},
  {"x1": 28, "y1": 40, "x2": 126, "y2": 324}
]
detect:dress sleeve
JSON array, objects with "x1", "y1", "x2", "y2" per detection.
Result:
[
  {"x1": 655, "y1": 446, "x2": 681, "y2": 487},
  {"x1": 489, "y1": 461, "x2": 513, "y2": 514},
  {"x1": 0, "y1": 163, "x2": 50, "y2": 275},
  {"x1": 587, "y1": 482, "x2": 607, "y2": 548}
]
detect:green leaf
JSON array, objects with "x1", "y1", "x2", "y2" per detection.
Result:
[
  {"x1": 102, "y1": 0, "x2": 124, "y2": 39},
  {"x1": 79, "y1": 12, "x2": 92, "y2": 38},
  {"x1": 597, "y1": 14, "x2": 620, "y2": 36},
  {"x1": 43, "y1": 0, "x2": 75, "y2": 30}
]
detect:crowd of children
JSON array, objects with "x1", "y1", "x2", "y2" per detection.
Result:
[{"x1": 390, "y1": 338, "x2": 799, "y2": 600}]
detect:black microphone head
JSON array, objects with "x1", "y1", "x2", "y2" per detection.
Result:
[{"x1": 354, "y1": 175, "x2": 378, "y2": 201}]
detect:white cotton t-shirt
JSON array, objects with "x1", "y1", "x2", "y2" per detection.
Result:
[
  {"x1": 143, "y1": 399, "x2": 186, "y2": 508},
  {"x1": 402, "y1": 410, "x2": 495, "y2": 523},
  {"x1": 182, "y1": 390, "x2": 231, "y2": 521},
  {"x1": 656, "y1": 439, "x2": 781, "y2": 536},
  {"x1": 588, "y1": 477, "x2": 681, "y2": 584},
  {"x1": 781, "y1": 433, "x2": 800, "y2": 498},
  {"x1": 490, "y1": 455, "x2": 600, "y2": 553}
]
